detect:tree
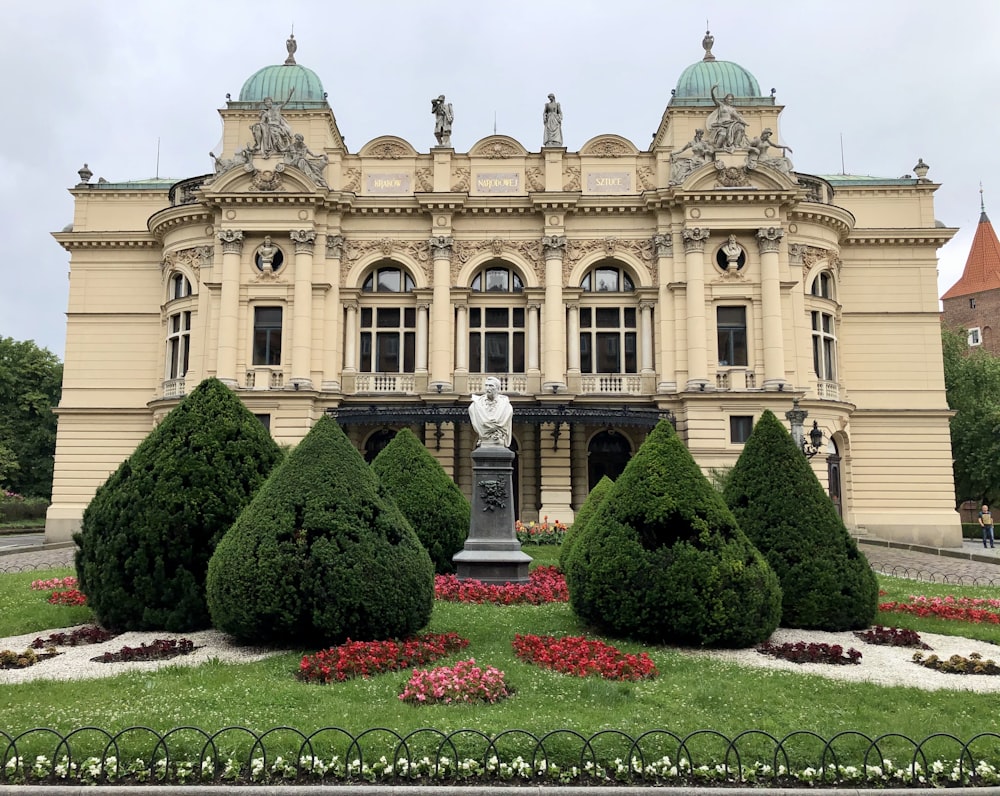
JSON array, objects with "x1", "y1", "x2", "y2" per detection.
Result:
[
  {"x1": 0, "y1": 337, "x2": 62, "y2": 498},
  {"x1": 564, "y1": 420, "x2": 781, "y2": 647},
  {"x1": 942, "y1": 328, "x2": 1000, "y2": 507},
  {"x1": 723, "y1": 410, "x2": 878, "y2": 630},
  {"x1": 371, "y1": 428, "x2": 468, "y2": 574},
  {"x1": 558, "y1": 474, "x2": 613, "y2": 570},
  {"x1": 206, "y1": 416, "x2": 435, "y2": 646},
  {"x1": 74, "y1": 378, "x2": 282, "y2": 631}
]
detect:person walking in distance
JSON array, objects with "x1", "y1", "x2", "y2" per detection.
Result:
[{"x1": 980, "y1": 503, "x2": 995, "y2": 548}]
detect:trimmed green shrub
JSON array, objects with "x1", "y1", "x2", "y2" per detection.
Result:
[
  {"x1": 559, "y1": 475, "x2": 613, "y2": 570},
  {"x1": 371, "y1": 428, "x2": 468, "y2": 574},
  {"x1": 206, "y1": 416, "x2": 435, "y2": 646},
  {"x1": 564, "y1": 420, "x2": 781, "y2": 647},
  {"x1": 723, "y1": 410, "x2": 878, "y2": 631},
  {"x1": 74, "y1": 378, "x2": 281, "y2": 632}
]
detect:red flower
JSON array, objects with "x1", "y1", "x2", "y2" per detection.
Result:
[
  {"x1": 512, "y1": 633, "x2": 658, "y2": 680},
  {"x1": 297, "y1": 633, "x2": 469, "y2": 685},
  {"x1": 434, "y1": 566, "x2": 568, "y2": 605}
]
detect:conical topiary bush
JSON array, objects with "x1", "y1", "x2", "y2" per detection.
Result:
[
  {"x1": 206, "y1": 415, "x2": 435, "y2": 646},
  {"x1": 371, "y1": 428, "x2": 468, "y2": 574},
  {"x1": 723, "y1": 410, "x2": 878, "y2": 630},
  {"x1": 564, "y1": 420, "x2": 781, "y2": 647},
  {"x1": 559, "y1": 474, "x2": 613, "y2": 570},
  {"x1": 74, "y1": 378, "x2": 282, "y2": 632}
]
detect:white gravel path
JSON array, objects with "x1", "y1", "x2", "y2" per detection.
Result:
[{"x1": 2, "y1": 623, "x2": 1000, "y2": 691}]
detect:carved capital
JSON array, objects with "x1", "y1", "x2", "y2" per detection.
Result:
[
  {"x1": 652, "y1": 233, "x2": 674, "y2": 258},
  {"x1": 756, "y1": 227, "x2": 785, "y2": 254},
  {"x1": 290, "y1": 229, "x2": 316, "y2": 254},
  {"x1": 429, "y1": 235, "x2": 454, "y2": 257},
  {"x1": 681, "y1": 227, "x2": 710, "y2": 253},
  {"x1": 639, "y1": 300, "x2": 657, "y2": 312},
  {"x1": 542, "y1": 235, "x2": 567, "y2": 259},
  {"x1": 326, "y1": 234, "x2": 345, "y2": 259},
  {"x1": 217, "y1": 229, "x2": 244, "y2": 254}
]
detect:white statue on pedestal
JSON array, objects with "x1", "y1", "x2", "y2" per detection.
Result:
[{"x1": 469, "y1": 376, "x2": 513, "y2": 448}]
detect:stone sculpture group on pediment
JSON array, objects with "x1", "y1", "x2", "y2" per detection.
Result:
[{"x1": 210, "y1": 80, "x2": 792, "y2": 193}]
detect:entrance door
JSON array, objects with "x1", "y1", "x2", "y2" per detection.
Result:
[{"x1": 588, "y1": 430, "x2": 631, "y2": 490}]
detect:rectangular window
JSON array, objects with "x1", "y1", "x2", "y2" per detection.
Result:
[
  {"x1": 730, "y1": 415, "x2": 753, "y2": 444},
  {"x1": 717, "y1": 306, "x2": 747, "y2": 367},
  {"x1": 253, "y1": 413, "x2": 271, "y2": 432},
  {"x1": 485, "y1": 333, "x2": 509, "y2": 371},
  {"x1": 970, "y1": 297, "x2": 977, "y2": 309},
  {"x1": 252, "y1": 307, "x2": 283, "y2": 366},
  {"x1": 596, "y1": 333, "x2": 620, "y2": 372},
  {"x1": 969, "y1": 327, "x2": 982, "y2": 346}
]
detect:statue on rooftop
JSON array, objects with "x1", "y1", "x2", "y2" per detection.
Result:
[
  {"x1": 746, "y1": 128, "x2": 794, "y2": 175},
  {"x1": 284, "y1": 133, "x2": 329, "y2": 187},
  {"x1": 284, "y1": 33, "x2": 297, "y2": 65},
  {"x1": 252, "y1": 89, "x2": 296, "y2": 158},
  {"x1": 670, "y1": 128, "x2": 715, "y2": 184},
  {"x1": 543, "y1": 93, "x2": 563, "y2": 147},
  {"x1": 707, "y1": 85, "x2": 749, "y2": 151},
  {"x1": 431, "y1": 95, "x2": 454, "y2": 147}
]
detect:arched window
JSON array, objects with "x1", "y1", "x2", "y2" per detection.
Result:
[
  {"x1": 163, "y1": 271, "x2": 196, "y2": 397},
  {"x1": 578, "y1": 261, "x2": 640, "y2": 376},
  {"x1": 587, "y1": 430, "x2": 631, "y2": 489},
  {"x1": 359, "y1": 262, "x2": 417, "y2": 373},
  {"x1": 810, "y1": 271, "x2": 834, "y2": 299},
  {"x1": 468, "y1": 262, "x2": 527, "y2": 374},
  {"x1": 170, "y1": 273, "x2": 192, "y2": 300}
]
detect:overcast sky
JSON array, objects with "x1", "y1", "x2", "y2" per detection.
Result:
[{"x1": 2, "y1": 0, "x2": 996, "y2": 359}]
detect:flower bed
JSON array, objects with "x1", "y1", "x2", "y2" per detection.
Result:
[
  {"x1": 0, "y1": 647, "x2": 59, "y2": 669},
  {"x1": 756, "y1": 640, "x2": 862, "y2": 665},
  {"x1": 92, "y1": 639, "x2": 195, "y2": 663},
  {"x1": 913, "y1": 651, "x2": 1000, "y2": 675},
  {"x1": 880, "y1": 595, "x2": 1000, "y2": 625},
  {"x1": 47, "y1": 589, "x2": 86, "y2": 606},
  {"x1": 30, "y1": 626, "x2": 118, "y2": 649},
  {"x1": 512, "y1": 633, "x2": 658, "y2": 680},
  {"x1": 514, "y1": 517, "x2": 568, "y2": 546},
  {"x1": 434, "y1": 566, "x2": 568, "y2": 605},
  {"x1": 30, "y1": 577, "x2": 78, "y2": 591},
  {"x1": 854, "y1": 625, "x2": 931, "y2": 649},
  {"x1": 399, "y1": 658, "x2": 511, "y2": 705},
  {"x1": 298, "y1": 633, "x2": 469, "y2": 684}
]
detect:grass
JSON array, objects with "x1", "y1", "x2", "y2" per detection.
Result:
[{"x1": 3, "y1": 548, "x2": 1000, "y2": 768}]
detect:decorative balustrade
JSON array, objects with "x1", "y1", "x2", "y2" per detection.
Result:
[
  {"x1": 816, "y1": 380, "x2": 840, "y2": 401},
  {"x1": 161, "y1": 379, "x2": 186, "y2": 399},
  {"x1": 714, "y1": 370, "x2": 756, "y2": 392},
  {"x1": 579, "y1": 375, "x2": 642, "y2": 395},
  {"x1": 244, "y1": 370, "x2": 284, "y2": 390},
  {"x1": 467, "y1": 374, "x2": 527, "y2": 395},
  {"x1": 355, "y1": 374, "x2": 415, "y2": 394}
]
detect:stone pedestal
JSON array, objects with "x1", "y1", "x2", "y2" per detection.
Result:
[{"x1": 453, "y1": 444, "x2": 532, "y2": 584}]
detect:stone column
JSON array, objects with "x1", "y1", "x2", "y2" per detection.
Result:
[
  {"x1": 566, "y1": 302, "x2": 580, "y2": 374},
  {"x1": 639, "y1": 300, "x2": 655, "y2": 373},
  {"x1": 290, "y1": 229, "x2": 316, "y2": 389},
  {"x1": 322, "y1": 234, "x2": 344, "y2": 391},
  {"x1": 682, "y1": 227, "x2": 710, "y2": 391},
  {"x1": 454, "y1": 302, "x2": 468, "y2": 374},
  {"x1": 526, "y1": 302, "x2": 541, "y2": 373},
  {"x1": 216, "y1": 229, "x2": 244, "y2": 387},
  {"x1": 757, "y1": 226, "x2": 787, "y2": 390},
  {"x1": 542, "y1": 235, "x2": 567, "y2": 392},
  {"x1": 343, "y1": 301, "x2": 358, "y2": 372},
  {"x1": 415, "y1": 301, "x2": 429, "y2": 375},
  {"x1": 653, "y1": 233, "x2": 677, "y2": 392},
  {"x1": 429, "y1": 235, "x2": 454, "y2": 391}
]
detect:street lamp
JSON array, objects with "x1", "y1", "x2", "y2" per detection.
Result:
[{"x1": 785, "y1": 398, "x2": 824, "y2": 458}]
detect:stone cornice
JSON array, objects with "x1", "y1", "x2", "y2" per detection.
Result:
[
  {"x1": 788, "y1": 206, "x2": 855, "y2": 238},
  {"x1": 52, "y1": 233, "x2": 158, "y2": 250},
  {"x1": 843, "y1": 228, "x2": 957, "y2": 246},
  {"x1": 148, "y1": 207, "x2": 214, "y2": 240}
]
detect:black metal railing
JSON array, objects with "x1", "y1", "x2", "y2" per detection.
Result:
[
  {"x1": 2, "y1": 726, "x2": 1000, "y2": 787},
  {"x1": 871, "y1": 564, "x2": 1000, "y2": 587}
]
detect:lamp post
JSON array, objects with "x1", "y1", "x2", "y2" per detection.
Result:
[{"x1": 785, "y1": 398, "x2": 824, "y2": 458}]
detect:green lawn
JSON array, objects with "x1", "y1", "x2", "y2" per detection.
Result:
[{"x1": 3, "y1": 548, "x2": 1000, "y2": 774}]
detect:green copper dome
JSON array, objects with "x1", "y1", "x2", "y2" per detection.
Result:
[
  {"x1": 670, "y1": 31, "x2": 772, "y2": 107},
  {"x1": 238, "y1": 64, "x2": 327, "y2": 108}
]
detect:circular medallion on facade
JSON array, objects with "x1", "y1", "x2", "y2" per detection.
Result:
[
  {"x1": 298, "y1": 209, "x2": 309, "y2": 221},
  {"x1": 549, "y1": 215, "x2": 560, "y2": 225},
  {"x1": 204, "y1": 225, "x2": 214, "y2": 237},
  {"x1": 437, "y1": 216, "x2": 447, "y2": 226},
  {"x1": 690, "y1": 208, "x2": 701, "y2": 219},
  {"x1": 789, "y1": 223, "x2": 798, "y2": 233},
  {"x1": 765, "y1": 207, "x2": 776, "y2": 218},
  {"x1": 225, "y1": 210, "x2": 236, "y2": 220}
]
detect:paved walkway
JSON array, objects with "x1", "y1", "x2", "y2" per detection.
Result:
[{"x1": 3, "y1": 535, "x2": 1000, "y2": 585}]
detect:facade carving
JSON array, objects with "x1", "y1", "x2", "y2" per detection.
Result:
[
  {"x1": 563, "y1": 166, "x2": 581, "y2": 191},
  {"x1": 451, "y1": 168, "x2": 470, "y2": 192},
  {"x1": 525, "y1": 167, "x2": 544, "y2": 192},
  {"x1": 343, "y1": 168, "x2": 361, "y2": 192},
  {"x1": 415, "y1": 168, "x2": 433, "y2": 192}
]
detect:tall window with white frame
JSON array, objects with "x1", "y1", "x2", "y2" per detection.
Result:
[
  {"x1": 811, "y1": 311, "x2": 837, "y2": 381},
  {"x1": 359, "y1": 263, "x2": 416, "y2": 374},
  {"x1": 252, "y1": 307, "x2": 283, "y2": 366},
  {"x1": 579, "y1": 262, "x2": 639, "y2": 375},
  {"x1": 163, "y1": 273, "x2": 193, "y2": 398},
  {"x1": 468, "y1": 263, "x2": 525, "y2": 375},
  {"x1": 717, "y1": 306, "x2": 748, "y2": 367}
]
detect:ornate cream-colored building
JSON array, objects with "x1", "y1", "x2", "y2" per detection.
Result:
[{"x1": 46, "y1": 34, "x2": 962, "y2": 546}]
